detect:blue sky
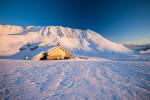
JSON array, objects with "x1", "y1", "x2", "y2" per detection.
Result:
[{"x1": 0, "y1": 0, "x2": 150, "y2": 44}]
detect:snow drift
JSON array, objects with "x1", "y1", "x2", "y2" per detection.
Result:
[{"x1": 0, "y1": 25, "x2": 132, "y2": 58}]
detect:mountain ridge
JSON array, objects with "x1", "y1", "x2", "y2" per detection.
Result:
[{"x1": 0, "y1": 25, "x2": 132, "y2": 57}]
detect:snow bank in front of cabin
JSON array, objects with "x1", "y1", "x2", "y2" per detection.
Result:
[{"x1": 0, "y1": 59, "x2": 149, "y2": 100}]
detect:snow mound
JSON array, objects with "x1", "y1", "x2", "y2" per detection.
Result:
[{"x1": 0, "y1": 25, "x2": 132, "y2": 57}]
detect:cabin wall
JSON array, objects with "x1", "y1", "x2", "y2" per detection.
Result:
[{"x1": 47, "y1": 48, "x2": 72, "y2": 60}]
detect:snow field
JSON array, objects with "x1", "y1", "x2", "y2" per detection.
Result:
[{"x1": 0, "y1": 59, "x2": 149, "y2": 100}]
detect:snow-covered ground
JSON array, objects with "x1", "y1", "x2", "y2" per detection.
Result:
[
  {"x1": 0, "y1": 25, "x2": 149, "y2": 100},
  {"x1": 0, "y1": 59, "x2": 150, "y2": 100}
]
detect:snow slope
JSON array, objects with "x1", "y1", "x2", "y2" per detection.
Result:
[
  {"x1": 0, "y1": 25, "x2": 132, "y2": 57},
  {"x1": 0, "y1": 59, "x2": 149, "y2": 100}
]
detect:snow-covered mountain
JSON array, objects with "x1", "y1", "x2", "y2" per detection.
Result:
[{"x1": 0, "y1": 25, "x2": 132, "y2": 58}]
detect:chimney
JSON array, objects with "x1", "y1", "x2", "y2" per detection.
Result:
[{"x1": 57, "y1": 43, "x2": 60, "y2": 46}]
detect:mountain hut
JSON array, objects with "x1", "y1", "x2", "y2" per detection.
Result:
[{"x1": 35, "y1": 43, "x2": 72, "y2": 60}]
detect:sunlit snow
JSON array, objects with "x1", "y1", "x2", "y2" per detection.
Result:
[
  {"x1": 0, "y1": 25, "x2": 149, "y2": 100},
  {"x1": 0, "y1": 59, "x2": 150, "y2": 100}
]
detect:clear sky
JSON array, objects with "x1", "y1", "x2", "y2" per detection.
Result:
[{"x1": 0, "y1": 0, "x2": 150, "y2": 44}]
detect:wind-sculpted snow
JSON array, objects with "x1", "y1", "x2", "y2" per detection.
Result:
[{"x1": 0, "y1": 59, "x2": 149, "y2": 100}]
